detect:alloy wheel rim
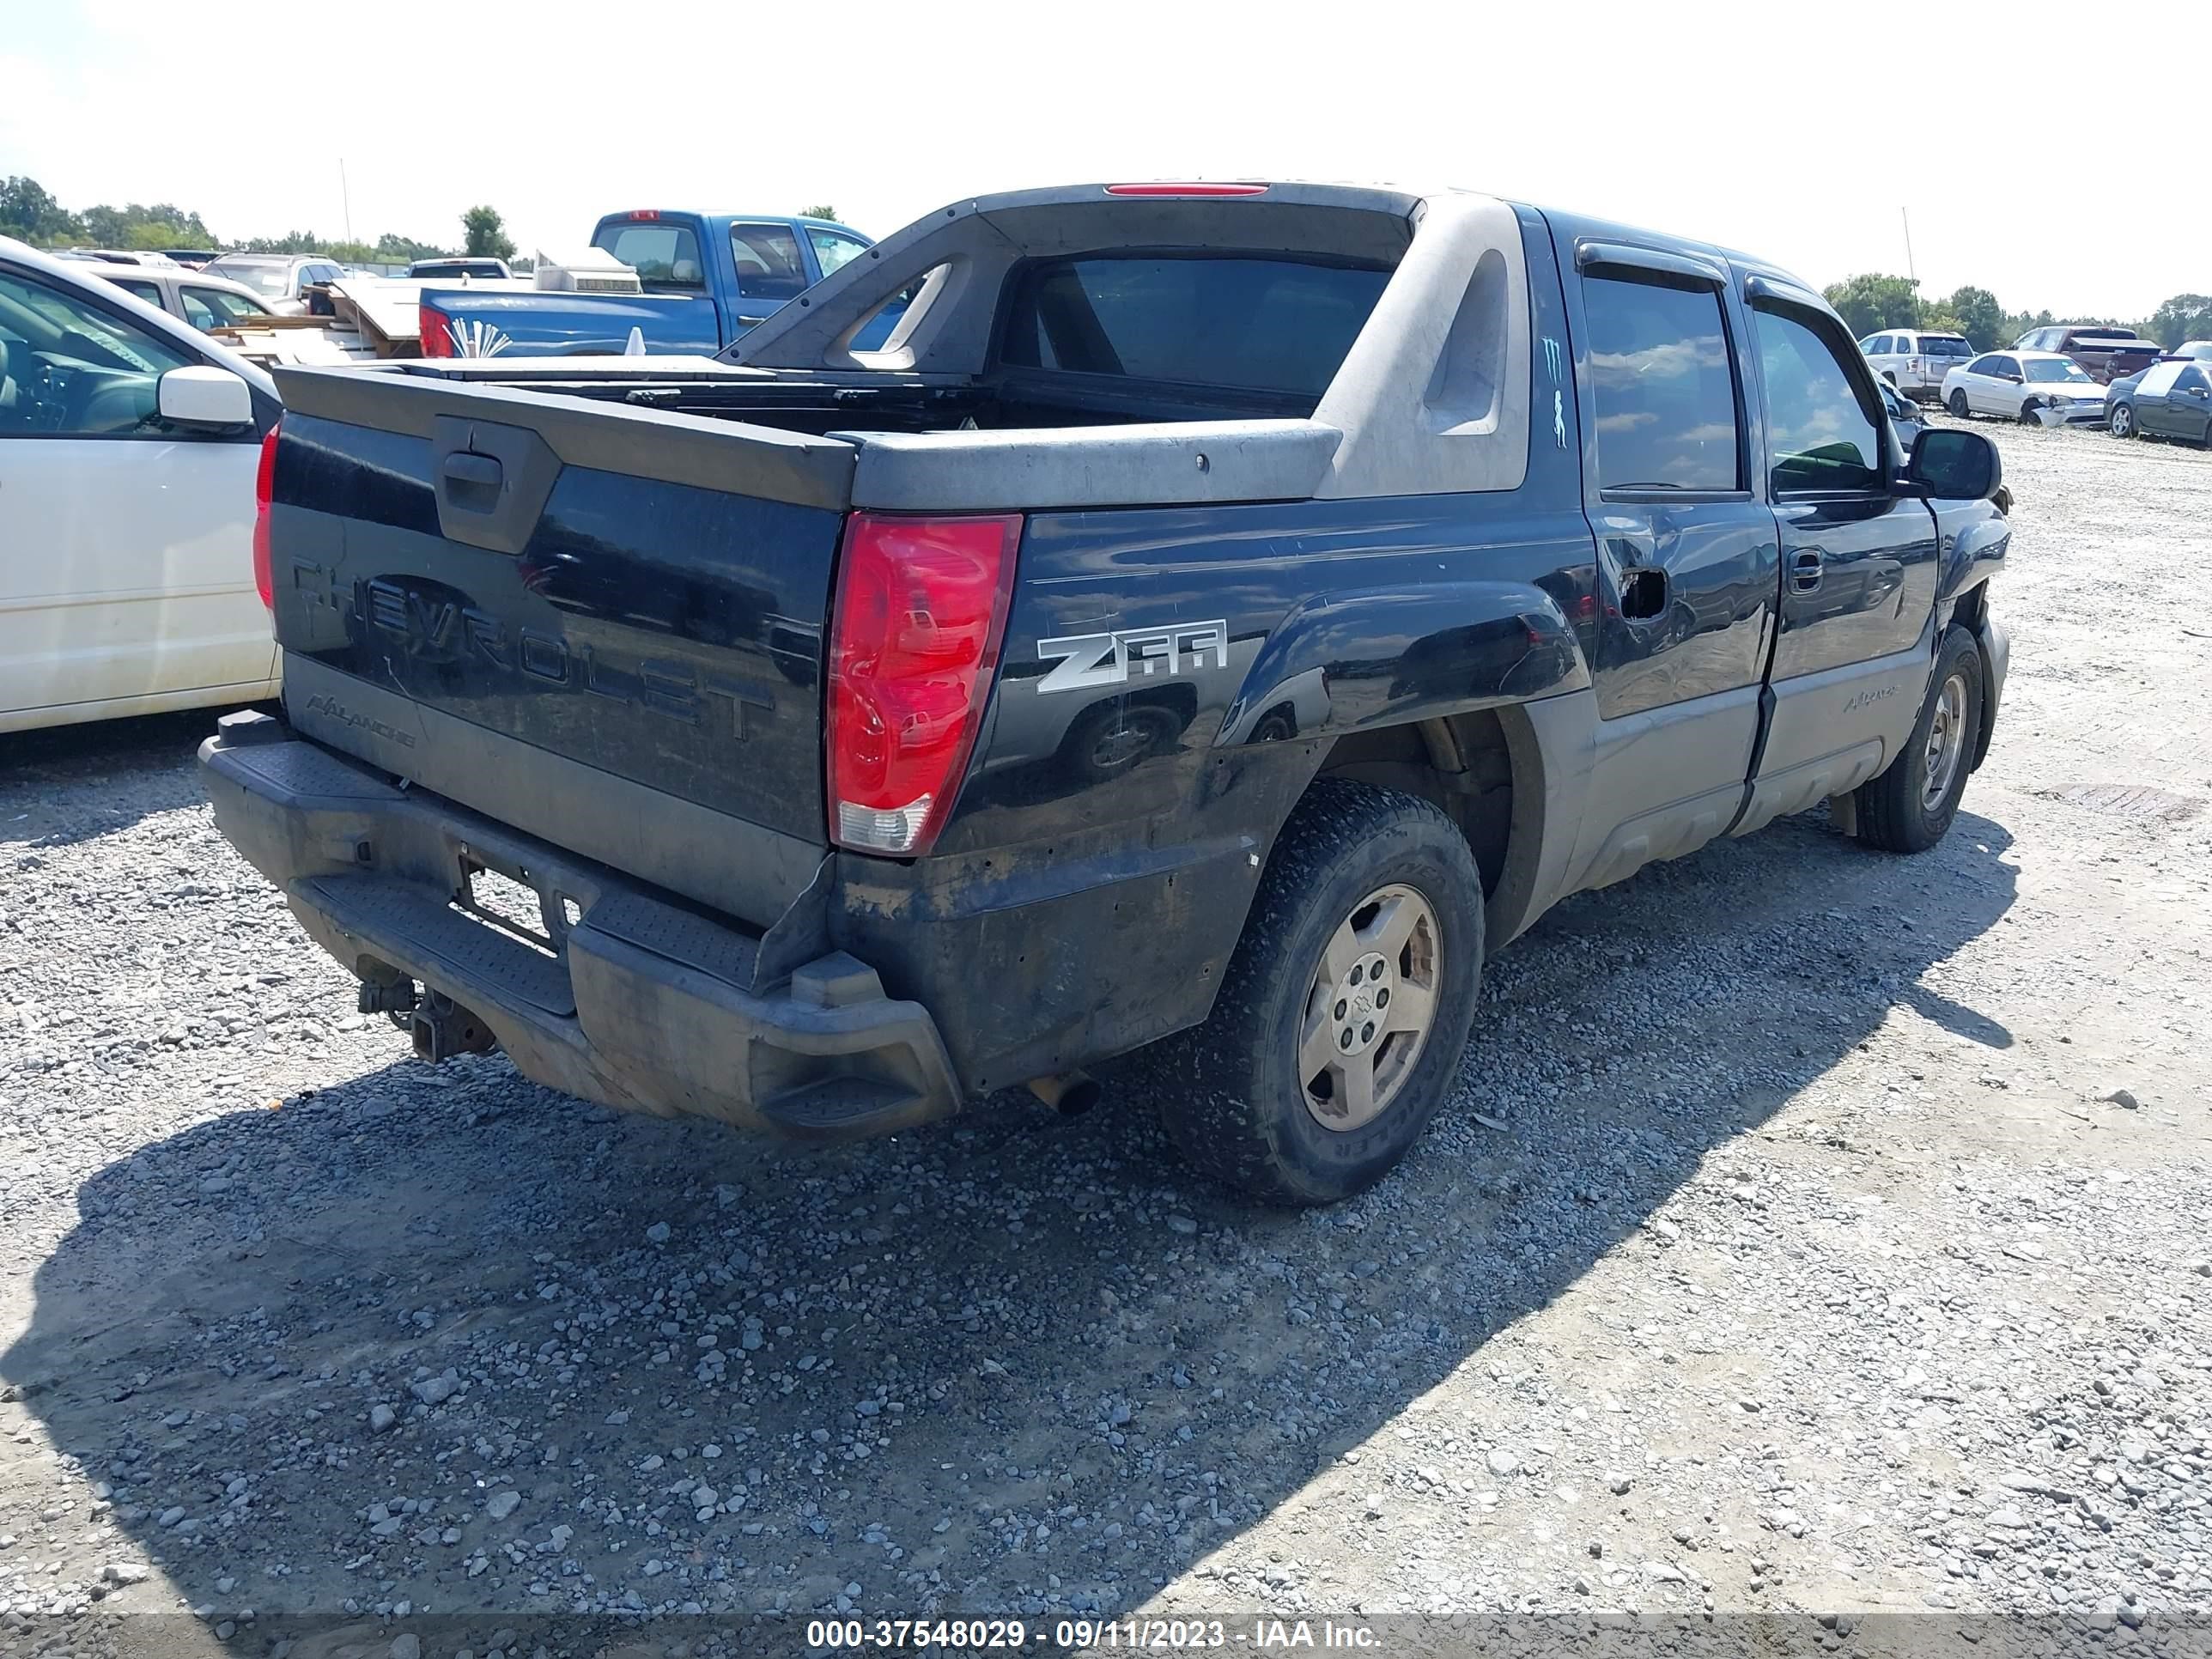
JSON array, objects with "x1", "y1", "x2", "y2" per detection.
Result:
[
  {"x1": 1299, "y1": 884, "x2": 1441, "y2": 1132},
  {"x1": 1922, "y1": 672, "x2": 1968, "y2": 812}
]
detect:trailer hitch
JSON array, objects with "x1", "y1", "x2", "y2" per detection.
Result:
[{"x1": 410, "y1": 991, "x2": 497, "y2": 1064}]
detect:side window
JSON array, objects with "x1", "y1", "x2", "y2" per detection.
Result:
[
  {"x1": 1992, "y1": 356, "x2": 2020, "y2": 379},
  {"x1": 179, "y1": 289, "x2": 217, "y2": 331},
  {"x1": 115, "y1": 279, "x2": 163, "y2": 306},
  {"x1": 1964, "y1": 356, "x2": 1994, "y2": 376},
  {"x1": 185, "y1": 286, "x2": 264, "y2": 325},
  {"x1": 592, "y1": 223, "x2": 706, "y2": 290},
  {"x1": 805, "y1": 228, "x2": 869, "y2": 282},
  {"x1": 1578, "y1": 270, "x2": 1741, "y2": 492},
  {"x1": 2173, "y1": 366, "x2": 2207, "y2": 393},
  {"x1": 0, "y1": 268, "x2": 196, "y2": 436},
  {"x1": 728, "y1": 224, "x2": 810, "y2": 301},
  {"x1": 2138, "y1": 362, "x2": 2185, "y2": 397},
  {"x1": 1751, "y1": 302, "x2": 1884, "y2": 495}
]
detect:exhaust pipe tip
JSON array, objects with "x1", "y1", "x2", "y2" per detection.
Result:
[{"x1": 1027, "y1": 1070, "x2": 1102, "y2": 1118}]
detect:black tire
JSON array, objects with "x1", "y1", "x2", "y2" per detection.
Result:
[
  {"x1": 1947, "y1": 389, "x2": 1971, "y2": 419},
  {"x1": 1852, "y1": 626, "x2": 1985, "y2": 854},
  {"x1": 2018, "y1": 401, "x2": 2043, "y2": 426},
  {"x1": 1161, "y1": 777, "x2": 1485, "y2": 1206},
  {"x1": 2108, "y1": 401, "x2": 2136, "y2": 440}
]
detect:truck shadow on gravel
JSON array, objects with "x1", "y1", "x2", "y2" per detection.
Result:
[{"x1": 3, "y1": 809, "x2": 2017, "y2": 1636}]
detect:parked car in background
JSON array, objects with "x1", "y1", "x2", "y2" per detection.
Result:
[
  {"x1": 1857, "y1": 329, "x2": 1974, "y2": 400},
  {"x1": 2167, "y1": 340, "x2": 2212, "y2": 362},
  {"x1": 2105, "y1": 359, "x2": 2212, "y2": 443},
  {"x1": 406, "y1": 257, "x2": 513, "y2": 280},
  {"x1": 201, "y1": 253, "x2": 345, "y2": 315},
  {"x1": 1943, "y1": 349, "x2": 2107, "y2": 425},
  {"x1": 1876, "y1": 375, "x2": 1927, "y2": 450},
  {"x1": 60, "y1": 248, "x2": 180, "y2": 269},
  {"x1": 416, "y1": 210, "x2": 897, "y2": 357},
  {"x1": 2011, "y1": 325, "x2": 2161, "y2": 385},
  {"x1": 87, "y1": 264, "x2": 281, "y2": 333},
  {"x1": 162, "y1": 249, "x2": 217, "y2": 270},
  {"x1": 0, "y1": 237, "x2": 281, "y2": 734}
]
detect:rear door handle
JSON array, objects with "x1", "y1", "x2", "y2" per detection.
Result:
[{"x1": 1790, "y1": 550, "x2": 1823, "y2": 592}]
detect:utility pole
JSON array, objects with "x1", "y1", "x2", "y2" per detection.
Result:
[
  {"x1": 1901, "y1": 206, "x2": 1917, "y2": 288},
  {"x1": 340, "y1": 158, "x2": 354, "y2": 246}
]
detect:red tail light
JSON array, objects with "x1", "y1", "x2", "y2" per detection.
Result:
[
  {"x1": 252, "y1": 420, "x2": 281, "y2": 612},
  {"x1": 418, "y1": 301, "x2": 453, "y2": 357},
  {"x1": 827, "y1": 512, "x2": 1021, "y2": 855}
]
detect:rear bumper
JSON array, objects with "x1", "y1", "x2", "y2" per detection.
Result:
[{"x1": 199, "y1": 728, "x2": 960, "y2": 1139}]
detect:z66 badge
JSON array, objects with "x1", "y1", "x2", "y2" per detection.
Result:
[{"x1": 1036, "y1": 620, "x2": 1230, "y2": 696}]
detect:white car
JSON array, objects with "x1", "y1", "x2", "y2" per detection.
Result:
[
  {"x1": 1941, "y1": 349, "x2": 2108, "y2": 427},
  {"x1": 199, "y1": 252, "x2": 345, "y2": 315},
  {"x1": 87, "y1": 264, "x2": 281, "y2": 334},
  {"x1": 0, "y1": 236, "x2": 280, "y2": 734},
  {"x1": 1856, "y1": 328, "x2": 1975, "y2": 400}
]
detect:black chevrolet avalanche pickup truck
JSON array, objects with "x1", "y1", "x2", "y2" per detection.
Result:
[{"x1": 202, "y1": 181, "x2": 2010, "y2": 1204}]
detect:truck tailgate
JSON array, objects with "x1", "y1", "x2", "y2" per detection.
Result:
[{"x1": 265, "y1": 366, "x2": 854, "y2": 927}]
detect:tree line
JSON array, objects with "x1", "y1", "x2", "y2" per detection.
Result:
[
  {"x1": 0, "y1": 174, "x2": 519, "y2": 267},
  {"x1": 1822, "y1": 271, "x2": 2212, "y2": 353}
]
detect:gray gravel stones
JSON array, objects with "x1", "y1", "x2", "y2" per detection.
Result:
[{"x1": 1, "y1": 425, "x2": 2209, "y2": 1639}]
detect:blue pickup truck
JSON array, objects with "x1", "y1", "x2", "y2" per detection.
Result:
[{"x1": 417, "y1": 210, "x2": 896, "y2": 358}]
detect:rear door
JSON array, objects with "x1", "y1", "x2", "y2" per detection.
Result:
[
  {"x1": 2172, "y1": 364, "x2": 2212, "y2": 440},
  {"x1": 1550, "y1": 228, "x2": 1779, "y2": 880},
  {"x1": 727, "y1": 222, "x2": 814, "y2": 337},
  {"x1": 1737, "y1": 286, "x2": 1938, "y2": 824}
]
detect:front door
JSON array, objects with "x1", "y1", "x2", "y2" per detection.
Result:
[
  {"x1": 2172, "y1": 364, "x2": 2212, "y2": 441},
  {"x1": 0, "y1": 264, "x2": 270, "y2": 728},
  {"x1": 1735, "y1": 291, "x2": 1940, "y2": 831},
  {"x1": 1549, "y1": 232, "x2": 1779, "y2": 890}
]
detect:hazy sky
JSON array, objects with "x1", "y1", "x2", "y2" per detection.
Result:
[{"x1": 7, "y1": 0, "x2": 2207, "y2": 319}]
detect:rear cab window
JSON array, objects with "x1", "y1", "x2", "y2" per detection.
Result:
[
  {"x1": 592, "y1": 220, "x2": 706, "y2": 291},
  {"x1": 997, "y1": 254, "x2": 1391, "y2": 408},
  {"x1": 805, "y1": 227, "x2": 870, "y2": 281},
  {"x1": 728, "y1": 224, "x2": 811, "y2": 301},
  {"x1": 1577, "y1": 269, "x2": 1743, "y2": 493}
]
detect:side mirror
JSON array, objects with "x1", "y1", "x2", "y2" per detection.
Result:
[
  {"x1": 156, "y1": 365, "x2": 254, "y2": 430},
  {"x1": 1908, "y1": 428, "x2": 2002, "y2": 502}
]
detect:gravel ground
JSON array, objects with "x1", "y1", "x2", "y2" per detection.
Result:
[{"x1": 1, "y1": 418, "x2": 2208, "y2": 1659}]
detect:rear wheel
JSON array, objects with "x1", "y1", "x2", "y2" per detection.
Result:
[
  {"x1": 1947, "y1": 389, "x2": 1971, "y2": 419},
  {"x1": 2108, "y1": 401, "x2": 2136, "y2": 439},
  {"x1": 1161, "y1": 778, "x2": 1485, "y2": 1205},
  {"x1": 1852, "y1": 625, "x2": 1984, "y2": 854}
]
